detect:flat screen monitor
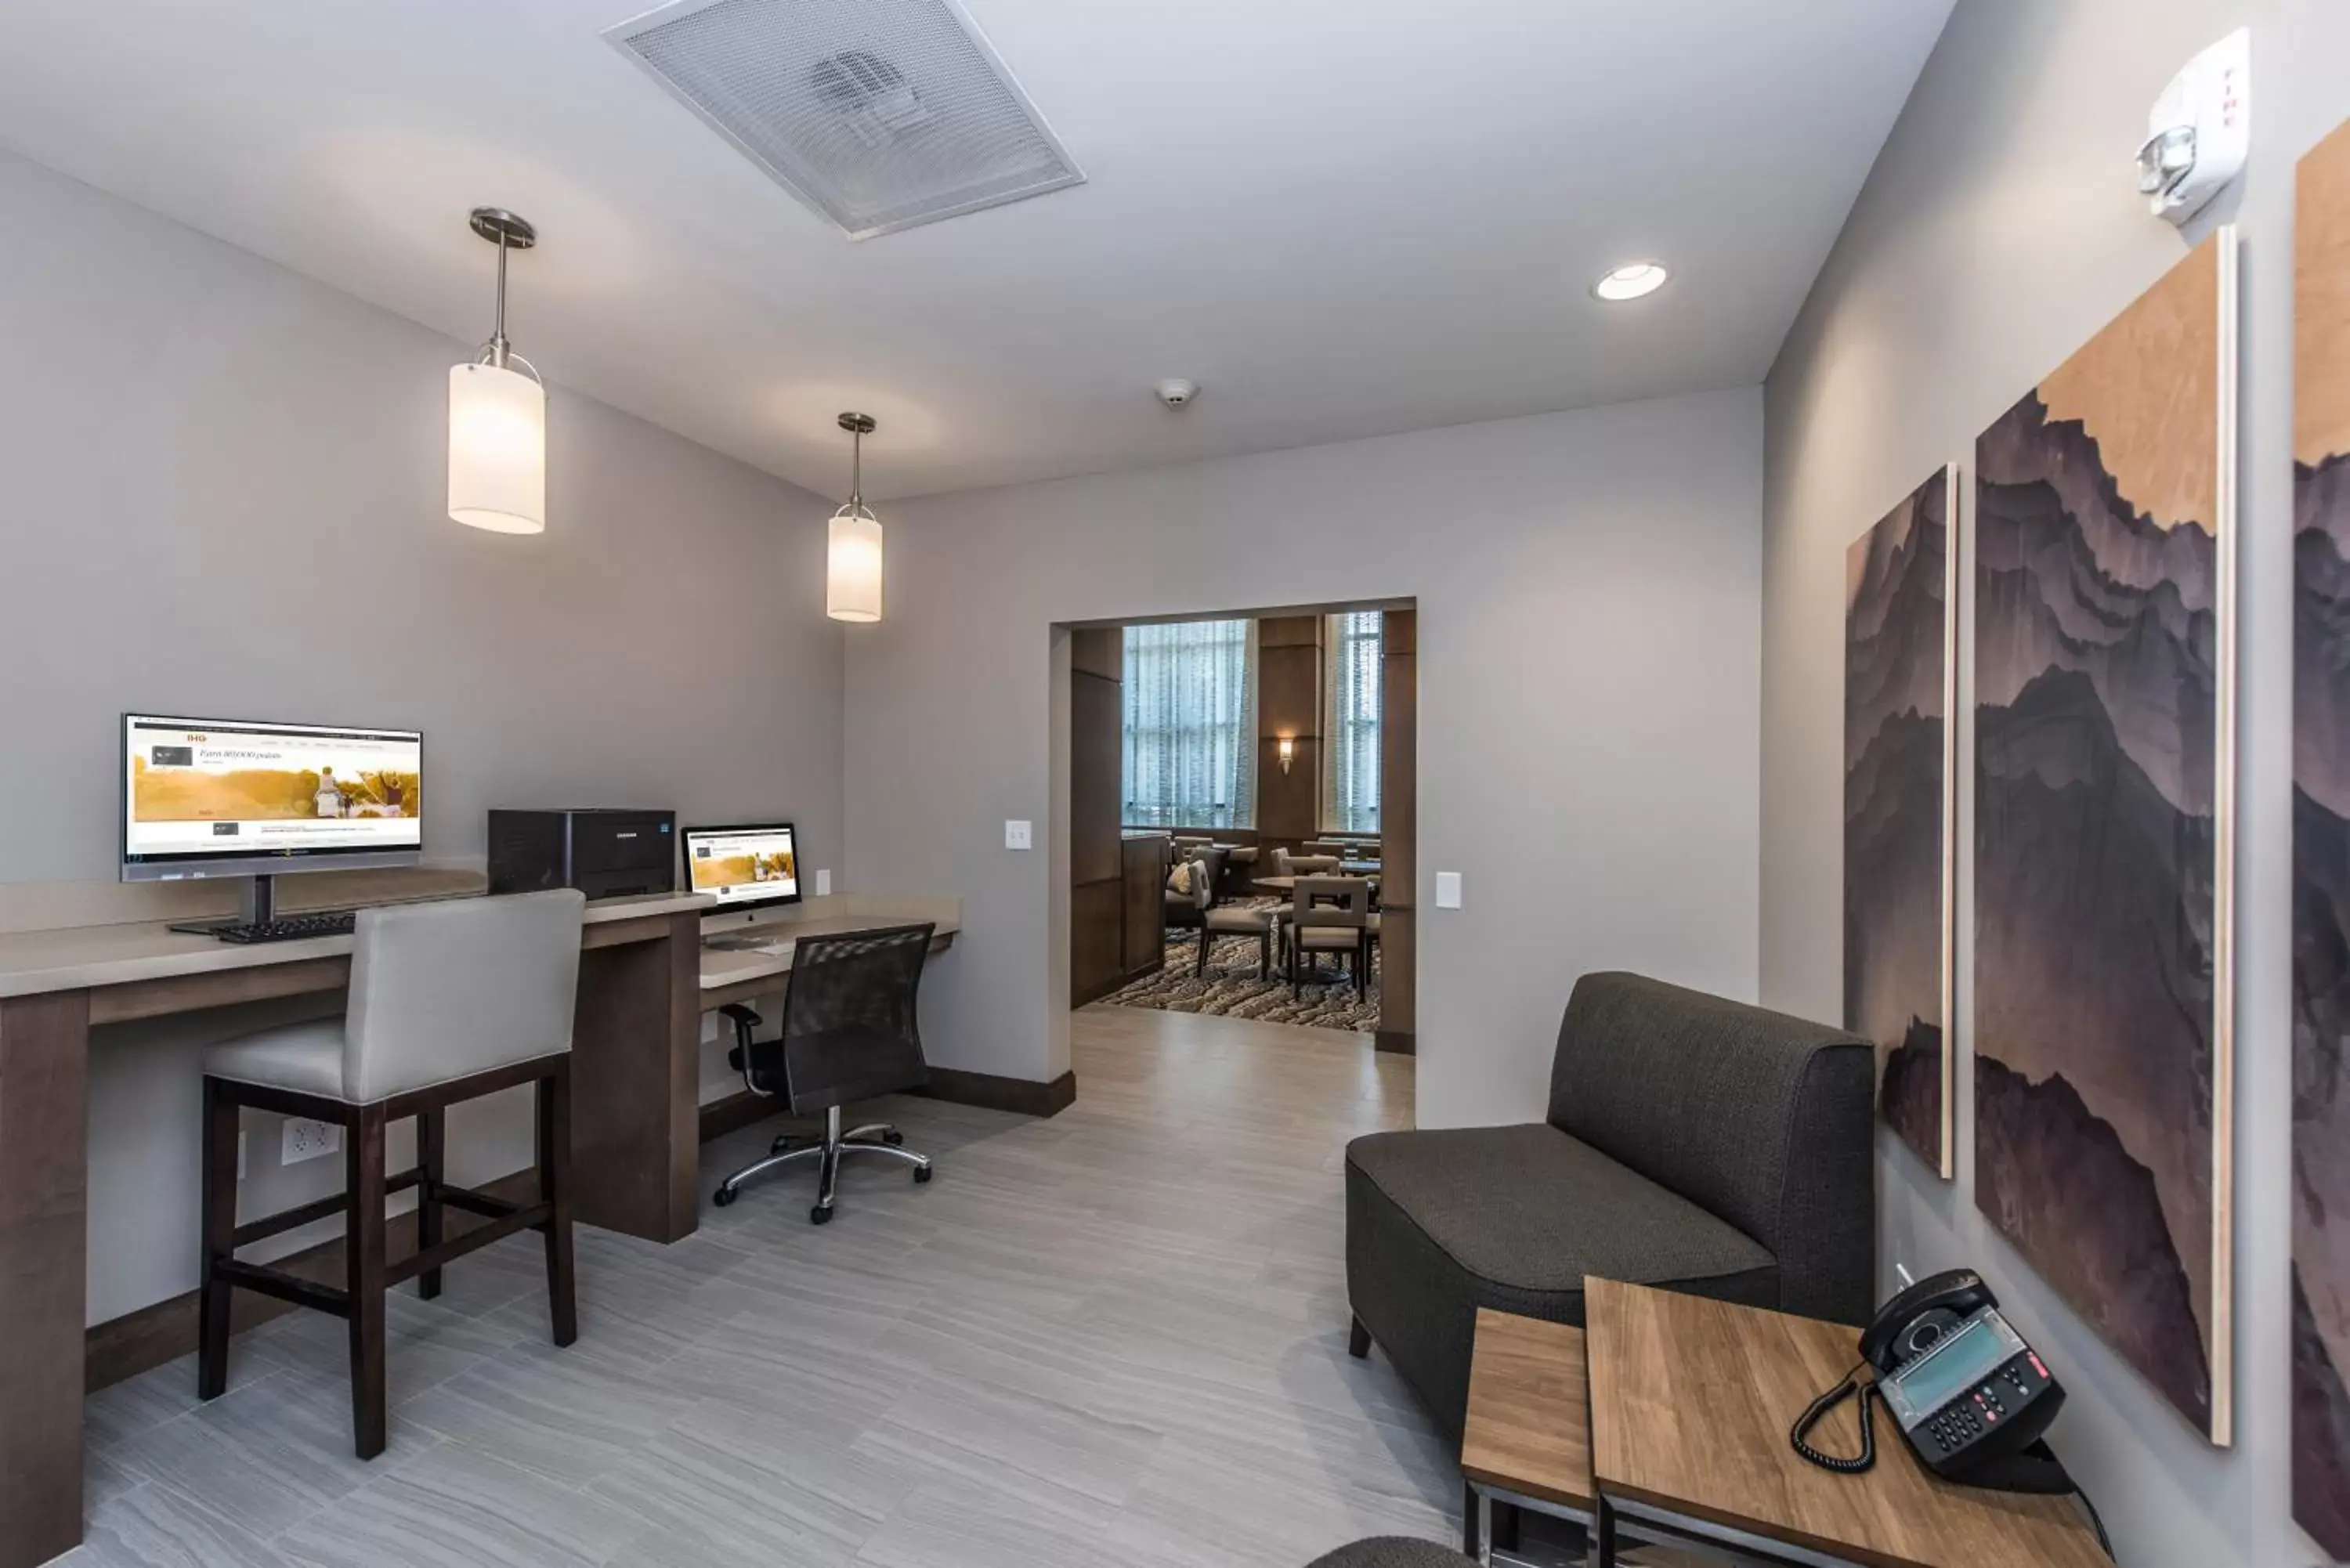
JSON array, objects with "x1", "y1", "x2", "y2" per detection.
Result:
[
  {"x1": 121, "y1": 714, "x2": 424, "y2": 882},
  {"x1": 682, "y1": 822, "x2": 801, "y2": 915}
]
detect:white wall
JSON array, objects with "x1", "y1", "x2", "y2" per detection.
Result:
[
  {"x1": 845, "y1": 389, "x2": 1764, "y2": 1129},
  {"x1": 1760, "y1": 2, "x2": 2349, "y2": 1563},
  {"x1": 0, "y1": 148, "x2": 844, "y2": 1323}
]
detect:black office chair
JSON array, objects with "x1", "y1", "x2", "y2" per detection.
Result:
[{"x1": 710, "y1": 923, "x2": 937, "y2": 1224}]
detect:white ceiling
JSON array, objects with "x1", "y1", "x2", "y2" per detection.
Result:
[{"x1": 0, "y1": 0, "x2": 1953, "y2": 500}]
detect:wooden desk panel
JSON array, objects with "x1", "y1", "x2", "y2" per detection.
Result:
[{"x1": 1585, "y1": 1278, "x2": 2108, "y2": 1568}]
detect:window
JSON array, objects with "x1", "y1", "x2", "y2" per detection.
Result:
[
  {"x1": 1123, "y1": 620, "x2": 1256, "y2": 829},
  {"x1": 1322, "y1": 611, "x2": 1382, "y2": 834}
]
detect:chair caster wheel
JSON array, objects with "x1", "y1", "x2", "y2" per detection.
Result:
[
  {"x1": 809, "y1": 1204, "x2": 833, "y2": 1225},
  {"x1": 883, "y1": 1129, "x2": 905, "y2": 1147},
  {"x1": 913, "y1": 1165, "x2": 933, "y2": 1184},
  {"x1": 712, "y1": 1186, "x2": 737, "y2": 1209}
]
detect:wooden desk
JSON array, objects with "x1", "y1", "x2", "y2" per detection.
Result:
[
  {"x1": 699, "y1": 912, "x2": 960, "y2": 1010},
  {"x1": 1584, "y1": 1278, "x2": 2110, "y2": 1568},
  {"x1": 0, "y1": 890, "x2": 714, "y2": 1568},
  {"x1": 1461, "y1": 1309, "x2": 1596, "y2": 1565}
]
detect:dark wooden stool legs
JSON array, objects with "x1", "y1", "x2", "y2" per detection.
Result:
[
  {"x1": 416, "y1": 1106, "x2": 445, "y2": 1301},
  {"x1": 537, "y1": 1060, "x2": 577, "y2": 1347},
  {"x1": 345, "y1": 1103, "x2": 388, "y2": 1458},
  {"x1": 196, "y1": 1053, "x2": 577, "y2": 1459}
]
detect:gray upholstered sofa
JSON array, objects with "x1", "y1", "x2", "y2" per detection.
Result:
[{"x1": 1344, "y1": 971, "x2": 1875, "y2": 1442}]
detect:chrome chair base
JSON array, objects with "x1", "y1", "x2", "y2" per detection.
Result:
[{"x1": 713, "y1": 1104, "x2": 933, "y2": 1223}]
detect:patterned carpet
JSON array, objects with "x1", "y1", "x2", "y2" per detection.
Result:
[{"x1": 1104, "y1": 904, "x2": 1382, "y2": 1032}]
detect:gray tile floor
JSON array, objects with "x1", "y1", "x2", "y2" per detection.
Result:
[{"x1": 66, "y1": 1008, "x2": 1482, "y2": 1568}]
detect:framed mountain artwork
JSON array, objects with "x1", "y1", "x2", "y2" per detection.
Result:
[
  {"x1": 2294, "y1": 117, "x2": 2350, "y2": 1557},
  {"x1": 1973, "y1": 231, "x2": 2238, "y2": 1444},
  {"x1": 1844, "y1": 467, "x2": 1958, "y2": 1178}
]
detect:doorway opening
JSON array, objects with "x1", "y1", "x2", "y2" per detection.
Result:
[{"x1": 1061, "y1": 601, "x2": 1416, "y2": 1054}]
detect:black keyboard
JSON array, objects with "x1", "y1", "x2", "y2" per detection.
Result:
[{"x1": 209, "y1": 912, "x2": 358, "y2": 945}]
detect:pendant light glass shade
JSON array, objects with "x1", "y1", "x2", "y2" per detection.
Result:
[
  {"x1": 827, "y1": 506, "x2": 884, "y2": 623},
  {"x1": 826, "y1": 412, "x2": 884, "y2": 623},
  {"x1": 448, "y1": 362, "x2": 546, "y2": 533},
  {"x1": 449, "y1": 208, "x2": 544, "y2": 535}
]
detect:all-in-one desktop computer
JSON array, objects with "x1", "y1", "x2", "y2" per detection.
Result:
[
  {"x1": 122, "y1": 713, "x2": 425, "y2": 942},
  {"x1": 681, "y1": 822, "x2": 800, "y2": 945}
]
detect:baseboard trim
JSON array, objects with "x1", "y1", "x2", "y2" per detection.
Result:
[
  {"x1": 1374, "y1": 1029, "x2": 1416, "y2": 1056},
  {"x1": 698, "y1": 1089, "x2": 786, "y2": 1142},
  {"x1": 85, "y1": 1169, "x2": 544, "y2": 1395},
  {"x1": 916, "y1": 1066, "x2": 1077, "y2": 1118}
]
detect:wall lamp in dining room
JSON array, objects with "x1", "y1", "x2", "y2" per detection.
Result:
[
  {"x1": 1277, "y1": 735, "x2": 1296, "y2": 775},
  {"x1": 448, "y1": 208, "x2": 545, "y2": 534}
]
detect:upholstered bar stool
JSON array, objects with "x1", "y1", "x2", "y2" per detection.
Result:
[{"x1": 197, "y1": 888, "x2": 587, "y2": 1459}]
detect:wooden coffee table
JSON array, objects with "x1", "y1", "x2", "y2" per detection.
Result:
[
  {"x1": 1460, "y1": 1309, "x2": 1601, "y2": 1566},
  {"x1": 1583, "y1": 1278, "x2": 2112, "y2": 1567}
]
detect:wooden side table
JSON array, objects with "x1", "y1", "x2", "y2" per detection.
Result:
[
  {"x1": 1461, "y1": 1308, "x2": 1604, "y2": 1566},
  {"x1": 1583, "y1": 1278, "x2": 2112, "y2": 1567}
]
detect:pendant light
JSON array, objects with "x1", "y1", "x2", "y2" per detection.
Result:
[
  {"x1": 447, "y1": 208, "x2": 546, "y2": 534},
  {"x1": 827, "y1": 412, "x2": 884, "y2": 623}
]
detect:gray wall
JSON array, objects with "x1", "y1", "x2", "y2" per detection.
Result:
[
  {"x1": 845, "y1": 388, "x2": 1764, "y2": 1129},
  {"x1": 1761, "y1": 3, "x2": 2348, "y2": 1563},
  {"x1": 0, "y1": 148, "x2": 844, "y2": 1322}
]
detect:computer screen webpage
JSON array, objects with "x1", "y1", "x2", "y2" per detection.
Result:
[
  {"x1": 124, "y1": 715, "x2": 423, "y2": 861},
  {"x1": 685, "y1": 826, "x2": 798, "y2": 905}
]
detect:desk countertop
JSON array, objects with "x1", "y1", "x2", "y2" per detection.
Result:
[
  {"x1": 697, "y1": 910, "x2": 962, "y2": 993},
  {"x1": 0, "y1": 891, "x2": 716, "y2": 999}
]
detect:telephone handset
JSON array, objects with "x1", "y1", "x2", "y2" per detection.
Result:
[{"x1": 1793, "y1": 1270, "x2": 2071, "y2": 1493}]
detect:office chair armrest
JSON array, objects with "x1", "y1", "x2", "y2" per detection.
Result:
[{"x1": 718, "y1": 1003, "x2": 772, "y2": 1097}]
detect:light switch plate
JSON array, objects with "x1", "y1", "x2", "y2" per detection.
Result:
[
  {"x1": 1006, "y1": 819, "x2": 1033, "y2": 851},
  {"x1": 1435, "y1": 872, "x2": 1462, "y2": 909},
  {"x1": 815, "y1": 869, "x2": 832, "y2": 895}
]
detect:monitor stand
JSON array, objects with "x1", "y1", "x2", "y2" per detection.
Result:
[{"x1": 167, "y1": 873, "x2": 282, "y2": 936}]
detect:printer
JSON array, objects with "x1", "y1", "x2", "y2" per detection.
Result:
[{"x1": 487, "y1": 808, "x2": 676, "y2": 901}]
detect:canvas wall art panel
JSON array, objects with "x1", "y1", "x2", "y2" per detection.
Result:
[
  {"x1": 1973, "y1": 232, "x2": 2236, "y2": 1444},
  {"x1": 2293, "y1": 117, "x2": 2350, "y2": 1556},
  {"x1": 1845, "y1": 467, "x2": 1957, "y2": 1177}
]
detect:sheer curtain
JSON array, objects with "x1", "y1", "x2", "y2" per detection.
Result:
[
  {"x1": 1321, "y1": 611, "x2": 1383, "y2": 833},
  {"x1": 1123, "y1": 620, "x2": 1257, "y2": 829}
]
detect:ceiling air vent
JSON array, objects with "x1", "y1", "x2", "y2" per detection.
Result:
[{"x1": 605, "y1": 0, "x2": 1084, "y2": 240}]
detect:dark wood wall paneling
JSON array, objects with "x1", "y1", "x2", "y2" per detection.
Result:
[
  {"x1": 1070, "y1": 627, "x2": 1131, "y2": 1006},
  {"x1": 1377, "y1": 608, "x2": 1417, "y2": 1054},
  {"x1": 1256, "y1": 615, "x2": 1325, "y2": 851}
]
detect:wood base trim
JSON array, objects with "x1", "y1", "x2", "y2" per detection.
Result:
[
  {"x1": 1375, "y1": 1029, "x2": 1416, "y2": 1056},
  {"x1": 84, "y1": 1169, "x2": 541, "y2": 1395},
  {"x1": 916, "y1": 1067, "x2": 1077, "y2": 1118}
]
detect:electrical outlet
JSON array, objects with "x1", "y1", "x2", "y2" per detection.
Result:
[
  {"x1": 1005, "y1": 819, "x2": 1032, "y2": 851},
  {"x1": 815, "y1": 869, "x2": 832, "y2": 895},
  {"x1": 281, "y1": 1117, "x2": 342, "y2": 1165}
]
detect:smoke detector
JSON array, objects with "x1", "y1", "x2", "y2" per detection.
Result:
[
  {"x1": 606, "y1": 0, "x2": 1085, "y2": 240},
  {"x1": 1156, "y1": 378, "x2": 1200, "y2": 409}
]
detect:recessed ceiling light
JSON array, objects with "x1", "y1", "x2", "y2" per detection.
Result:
[{"x1": 1593, "y1": 262, "x2": 1670, "y2": 302}]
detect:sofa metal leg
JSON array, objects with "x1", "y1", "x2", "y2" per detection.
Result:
[{"x1": 1347, "y1": 1315, "x2": 1372, "y2": 1359}]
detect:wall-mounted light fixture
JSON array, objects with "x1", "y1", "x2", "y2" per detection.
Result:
[
  {"x1": 827, "y1": 412, "x2": 883, "y2": 623},
  {"x1": 1277, "y1": 735, "x2": 1296, "y2": 775},
  {"x1": 448, "y1": 208, "x2": 546, "y2": 533}
]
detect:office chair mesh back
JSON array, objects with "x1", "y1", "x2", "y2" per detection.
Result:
[{"x1": 753, "y1": 923, "x2": 935, "y2": 1114}]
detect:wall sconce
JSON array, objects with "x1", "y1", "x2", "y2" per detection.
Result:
[{"x1": 1277, "y1": 735, "x2": 1296, "y2": 775}]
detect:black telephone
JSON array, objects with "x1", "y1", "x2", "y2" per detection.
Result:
[{"x1": 1793, "y1": 1270, "x2": 2072, "y2": 1493}]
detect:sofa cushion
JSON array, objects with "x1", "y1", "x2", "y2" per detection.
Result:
[
  {"x1": 1347, "y1": 1123, "x2": 1776, "y2": 1305},
  {"x1": 1546, "y1": 972, "x2": 1875, "y2": 1324}
]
